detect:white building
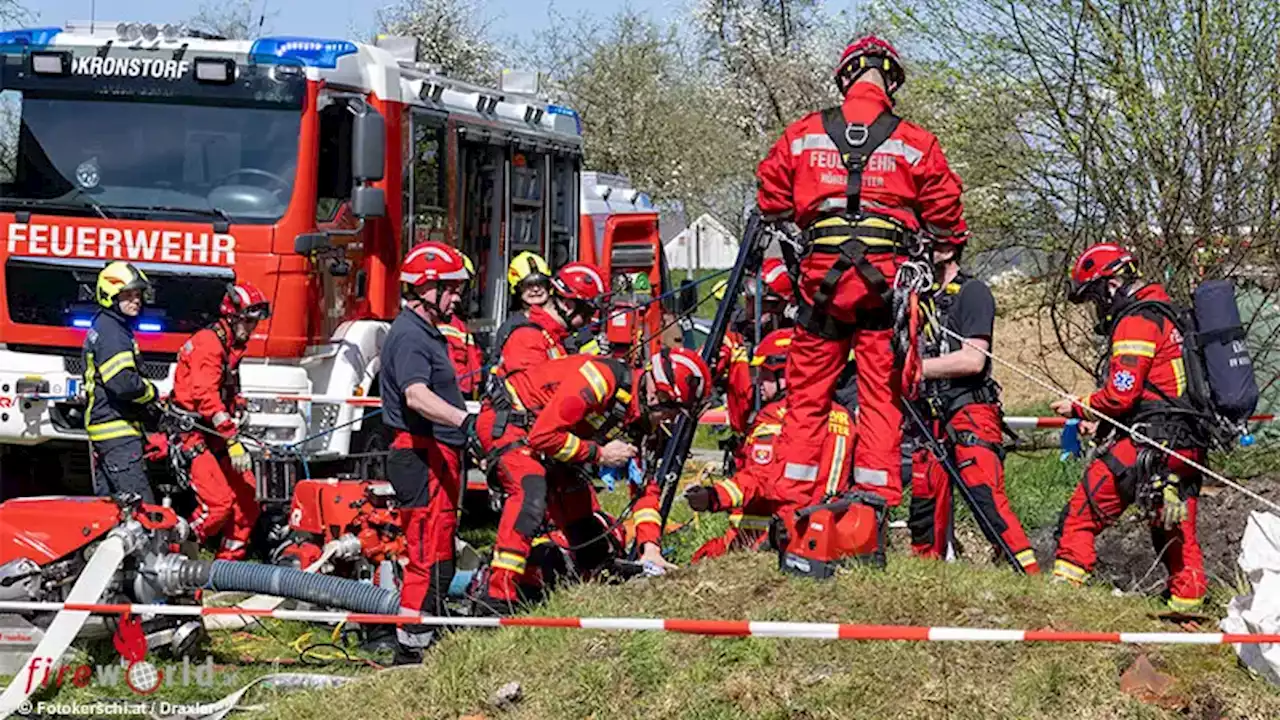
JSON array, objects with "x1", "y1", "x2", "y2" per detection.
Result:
[{"x1": 664, "y1": 214, "x2": 740, "y2": 270}]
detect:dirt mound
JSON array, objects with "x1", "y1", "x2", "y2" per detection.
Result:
[{"x1": 1028, "y1": 477, "x2": 1280, "y2": 593}]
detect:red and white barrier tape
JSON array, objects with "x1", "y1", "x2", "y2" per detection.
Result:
[{"x1": 0, "y1": 601, "x2": 1271, "y2": 645}]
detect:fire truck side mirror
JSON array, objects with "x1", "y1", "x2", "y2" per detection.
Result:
[
  {"x1": 351, "y1": 185, "x2": 386, "y2": 219},
  {"x1": 351, "y1": 104, "x2": 386, "y2": 183}
]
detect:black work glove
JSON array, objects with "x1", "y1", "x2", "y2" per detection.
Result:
[
  {"x1": 684, "y1": 485, "x2": 721, "y2": 513},
  {"x1": 461, "y1": 413, "x2": 483, "y2": 460}
]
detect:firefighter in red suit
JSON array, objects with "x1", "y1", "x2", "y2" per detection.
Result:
[
  {"x1": 907, "y1": 242, "x2": 1038, "y2": 572},
  {"x1": 688, "y1": 329, "x2": 855, "y2": 561},
  {"x1": 381, "y1": 241, "x2": 476, "y2": 663},
  {"x1": 170, "y1": 282, "x2": 269, "y2": 561},
  {"x1": 437, "y1": 256, "x2": 483, "y2": 398},
  {"x1": 490, "y1": 261, "x2": 606, "y2": 376},
  {"x1": 1049, "y1": 243, "x2": 1207, "y2": 611},
  {"x1": 757, "y1": 35, "x2": 968, "y2": 510},
  {"x1": 478, "y1": 348, "x2": 711, "y2": 612}
]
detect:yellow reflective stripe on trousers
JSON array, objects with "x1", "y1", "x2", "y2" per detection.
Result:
[
  {"x1": 1015, "y1": 549, "x2": 1038, "y2": 568},
  {"x1": 97, "y1": 350, "x2": 137, "y2": 382},
  {"x1": 737, "y1": 515, "x2": 771, "y2": 531},
  {"x1": 493, "y1": 551, "x2": 527, "y2": 574},
  {"x1": 1052, "y1": 559, "x2": 1089, "y2": 585},
  {"x1": 553, "y1": 434, "x2": 582, "y2": 461},
  {"x1": 826, "y1": 434, "x2": 848, "y2": 496},
  {"x1": 1167, "y1": 594, "x2": 1204, "y2": 612},
  {"x1": 87, "y1": 419, "x2": 142, "y2": 441}
]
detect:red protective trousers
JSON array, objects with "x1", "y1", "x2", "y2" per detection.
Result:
[
  {"x1": 1053, "y1": 437, "x2": 1206, "y2": 606},
  {"x1": 391, "y1": 437, "x2": 462, "y2": 616},
  {"x1": 185, "y1": 434, "x2": 260, "y2": 561},
  {"x1": 779, "y1": 251, "x2": 904, "y2": 506},
  {"x1": 478, "y1": 411, "x2": 610, "y2": 602},
  {"x1": 907, "y1": 403, "x2": 1038, "y2": 573}
]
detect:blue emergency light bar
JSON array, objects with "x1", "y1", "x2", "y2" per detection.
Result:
[
  {"x1": 249, "y1": 36, "x2": 358, "y2": 69},
  {"x1": 71, "y1": 317, "x2": 92, "y2": 329},
  {"x1": 137, "y1": 321, "x2": 164, "y2": 333},
  {"x1": 0, "y1": 27, "x2": 62, "y2": 51},
  {"x1": 546, "y1": 104, "x2": 583, "y2": 134},
  {"x1": 69, "y1": 317, "x2": 164, "y2": 332}
]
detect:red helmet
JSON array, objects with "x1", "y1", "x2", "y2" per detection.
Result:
[
  {"x1": 1068, "y1": 243, "x2": 1136, "y2": 303},
  {"x1": 648, "y1": 347, "x2": 712, "y2": 408},
  {"x1": 401, "y1": 242, "x2": 470, "y2": 286},
  {"x1": 757, "y1": 258, "x2": 794, "y2": 302},
  {"x1": 553, "y1": 262, "x2": 606, "y2": 301},
  {"x1": 751, "y1": 329, "x2": 794, "y2": 372},
  {"x1": 219, "y1": 281, "x2": 271, "y2": 320},
  {"x1": 835, "y1": 35, "x2": 905, "y2": 96}
]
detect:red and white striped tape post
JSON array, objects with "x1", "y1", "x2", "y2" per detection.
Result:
[{"x1": 1, "y1": 601, "x2": 1275, "y2": 646}]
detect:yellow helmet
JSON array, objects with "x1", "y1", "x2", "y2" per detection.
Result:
[
  {"x1": 96, "y1": 261, "x2": 150, "y2": 309},
  {"x1": 461, "y1": 254, "x2": 475, "y2": 280},
  {"x1": 711, "y1": 279, "x2": 730, "y2": 302},
  {"x1": 507, "y1": 251, "x2": 551, "y2": 291}
]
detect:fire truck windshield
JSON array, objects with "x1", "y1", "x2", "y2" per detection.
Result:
[{"x1": 0, "y1": 90, "x2": 301, "y2": 224}]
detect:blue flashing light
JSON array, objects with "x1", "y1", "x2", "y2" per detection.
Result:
[
  {"x1": 136, "y1": 321, "x2": 164, "y2": 333},
  {"x1": 0, "y1": 27, "x2": 62, "y2": 51},
  {"x1": 71, "y1": 317, "x2": 92, "y2": 329},
  {"x1": 249, "y1": 36, "x2": 358, "y2": 69},
  {"x1": 547, "y1": 104, "x2": 583, "y2": 134}
]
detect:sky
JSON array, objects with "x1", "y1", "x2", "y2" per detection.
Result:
[{"x1": 29, "y1": 0, "x2": 682, "y2": 45}]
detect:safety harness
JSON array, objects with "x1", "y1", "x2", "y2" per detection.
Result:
[
  {"x1": 795, "y1": 107, "x2": 912, "y2": 341},
  {"x1": 919, "y1": 272, "x2": 1002, "y2": 422}
]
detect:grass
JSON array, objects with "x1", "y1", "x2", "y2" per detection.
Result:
[{"x1": 257, "y1": 553, "x2": 1280, "y2": 720}]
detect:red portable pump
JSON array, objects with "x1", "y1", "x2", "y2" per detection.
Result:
[
  {"x1": 274, "y1": 479, "x2": 406, "y2": 574},
  {"x1": 771, "y1": 491, "x2": 888, "y2": 579}
]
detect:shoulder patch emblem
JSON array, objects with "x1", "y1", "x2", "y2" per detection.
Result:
[
  {"x1": 1112, "y1": 369, "x2": 1136, "y2": 392},
  {"x1": 752, "y1": 444, "x2": 774, "y2": 465}
]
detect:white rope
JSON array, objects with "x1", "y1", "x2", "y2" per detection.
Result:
[{"x1": 929, "y1": 317, "x2": 1280, "y2": 515}]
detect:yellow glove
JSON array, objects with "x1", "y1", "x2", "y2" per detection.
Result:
[
  {"x1": 1160, "y1": 482, "x2": 1187, "y2": 529},
  {"x1": 227, "y1": 441, "x2": 253, "y2": 473}
]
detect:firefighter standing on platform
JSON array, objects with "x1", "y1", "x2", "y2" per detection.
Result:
[
  {"x1": 477, "y1": 348, "x2": 711, "y2": 612},
  {"x1": 438, "y1": 256, "x2": 484, "y2": 399},
  {"x1": 1049, "y1": 244, "x2": 1207, "y2": 611},
  {"x1": 170, "y1": 282, "x2": 269, "y2": 560},
  {"x1": 83, "y1": 262, "x2": 161, "y2": 503},
  {"x1": 381, "y1": 241, "x2": 476, "y2": 662},
  {"x1": 907, "y1": 243, "x2": 1038, "y2": 573},
  {"x1": 756, "y1": 35, "x2": 968, "y2": 515},
  {"x1": 688, "y1": 329, "x2": 855, "y2": 561}
]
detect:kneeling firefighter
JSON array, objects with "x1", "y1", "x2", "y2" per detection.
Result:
[
  {"x1": 170, "y1": 282, "x2": 270, "y2": 561},
  {"x1": 1048, "y1": 243, "x2": 1257, "y2": 611},
  {"x1": 687, "y1": 329, "x2": 856, "y2": 561},
  {"x1": 757, "y1": 35, "x2": 969, "y2": 508},
  {"x1": 908, "y1": 240, "x2": 1039, "y2": 573},
  {"x1": 382, "y1": 242, "x2": 476, "y2": 661},
  {"x1": 83, "y1": 261, "x2": 162, "y2": 503},
  {"x1": 478, "y1": 348, "x2": 712, "y2": 613}
]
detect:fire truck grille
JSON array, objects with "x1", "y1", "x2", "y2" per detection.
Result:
[
  {"x1": 304, "y1": 403, "x2": 341, "y2": 454},
  {"x1": 63, "y1": 355, "x2": 171, "y2": 380}
]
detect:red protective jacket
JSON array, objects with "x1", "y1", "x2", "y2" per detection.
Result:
[
  {"x1": 1074, "y1": 284, "x2": 1188, "y2": 421},
  {"x1": 496, "y1": 305, "x2": 570, "y2": 377},
  {"x1": 437, "y1": 315, "x2": 483, "y2": 395},
  {"x1": 171, "y1": 322, "x2": 244, "y2": 438},
  {"x1": 756, "y1": 84, "x2": 968, "y2": 237},
  {"x1": 504, "y1": 355, "x2": 638, "y2": 464},
  {"x1": 711, "y1": 399, "x2": 854, "y2": 513}
]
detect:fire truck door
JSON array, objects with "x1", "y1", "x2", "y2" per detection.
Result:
[{"x1": 457, "y1": 136, "x2": 505, "y2": 344}]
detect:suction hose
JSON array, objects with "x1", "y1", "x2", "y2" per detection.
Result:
[{"x1": 156, "y1": 556, "x2": 401, "y2": 615}]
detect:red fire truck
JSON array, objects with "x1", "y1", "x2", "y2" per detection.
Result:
[{"x1": 0, "y1": 24, "x2": 675, "y2": 496}]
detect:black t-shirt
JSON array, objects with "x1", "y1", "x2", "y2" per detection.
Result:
[
  {"x1": 937, "y1": 275, "x2": 995, "y2": 394},
  {"x1": 381, "y1": 309, "x2": 467, "y2": 447}
]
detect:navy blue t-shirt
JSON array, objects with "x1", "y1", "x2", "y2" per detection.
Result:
[
  {"x1": 939, "y1": 276, "x2": 996, "y2": 393},
  {"x1": 381, "y1": 309, "x2": 466, "y2": 447}
]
